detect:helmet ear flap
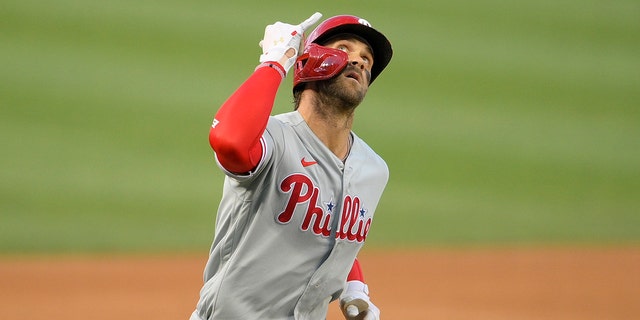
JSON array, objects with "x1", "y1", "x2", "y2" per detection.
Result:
[{"x1": 294, "y1": 44, "x2": 349, "y2": 88}]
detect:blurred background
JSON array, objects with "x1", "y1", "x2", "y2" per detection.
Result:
[{"x1": 1, "y1": 0, "x2": 639, "y2": 254}]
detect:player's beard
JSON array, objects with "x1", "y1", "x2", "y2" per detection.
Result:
[{"x1": 315, "y1": 66, "x2": 368, "y2": 113}]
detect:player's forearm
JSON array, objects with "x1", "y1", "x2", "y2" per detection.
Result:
[{"x1": 209, "y1": 64, "x2": 285, "y2": 173}]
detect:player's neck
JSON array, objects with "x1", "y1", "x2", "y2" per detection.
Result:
[{"x1": 297, "y1": 99, "x2": 354, "y2": 160}]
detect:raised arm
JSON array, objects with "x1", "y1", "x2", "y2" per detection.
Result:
[{"x1": 209, "y1": 13, "x2": 322, "y2": 174}]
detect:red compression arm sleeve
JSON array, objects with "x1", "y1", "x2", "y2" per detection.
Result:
[
  {"x1": 347, "y1": 258, "x2": 365, "y2": 282},
  {"x1": 209, "y1": 64, "x2": 285, "y2": 173}
]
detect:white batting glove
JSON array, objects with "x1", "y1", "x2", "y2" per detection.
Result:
[
  {"x1": 339, "y1": 280, "x2": 381, "y2": 320},
  {"x1": 258, "y1": 12, "x2": 322, "y2": 73}
]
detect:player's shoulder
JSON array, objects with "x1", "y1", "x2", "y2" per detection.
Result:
[
  {"x1": 265, "y1": 111, "x2": 302, "y2": 139},
  {"x1": 351, "y1": 132, "x2": 388, "y2": 169},
  {"x1": 272, "y1": 111, "x2": 303, "y2": 126}
]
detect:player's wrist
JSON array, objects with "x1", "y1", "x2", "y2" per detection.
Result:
[
  {"x1": 255, "y1": 61, "x2": 286, "y2": 79},
  {"x1": 345, "y1": 280, "x2": 369, "y2": 295}
]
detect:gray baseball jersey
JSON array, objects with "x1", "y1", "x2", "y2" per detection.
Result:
[{"x1": 191, "y1": 111, "x2": 388, "y2": 320}]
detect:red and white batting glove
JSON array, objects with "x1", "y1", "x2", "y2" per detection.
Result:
[
  {"x1": 339, "y1": 280, "x2": 381, "y2": 320},
  {"x1": 258, "y1": 12, "x2": 322, "y2": 73}
]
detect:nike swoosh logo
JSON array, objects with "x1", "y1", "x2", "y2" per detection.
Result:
[{"x1": 301, "y1": 157, "x2": 318, "y2": 167}]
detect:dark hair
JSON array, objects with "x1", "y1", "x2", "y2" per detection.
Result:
[{"x1": 293, "y1": 83, "x2": 304, "y2": 110}]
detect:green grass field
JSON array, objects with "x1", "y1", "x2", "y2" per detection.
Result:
[{"x1": 1, "y1": 0, "x2": 639, "y2": 253}]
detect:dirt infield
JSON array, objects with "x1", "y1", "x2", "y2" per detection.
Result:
[{"x1": 1, "y1": 246, "x2": 638, "y2": 319}]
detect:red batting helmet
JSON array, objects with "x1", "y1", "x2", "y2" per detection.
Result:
[{"x1": 293, "y1": 15, "x2": 393, "y2": 91}]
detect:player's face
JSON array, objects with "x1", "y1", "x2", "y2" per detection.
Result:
[
  {"x1": 324, "y1": 38, "x2": 374, "y2": 88},
  {"x1": 316, "y1": 37, "x2": 373, "y2": 110}
]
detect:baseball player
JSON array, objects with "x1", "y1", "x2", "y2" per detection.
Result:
[{"x1": 190, "y1": 12, "x2": 393, "y2": 320}]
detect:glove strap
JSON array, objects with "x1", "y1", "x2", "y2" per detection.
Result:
[
  {"x1": 255, "y1": 62, "x2": 286, "y2": 79},
  {"x1": 345, "y1": 280, "x2": 370, "y2": 296}
]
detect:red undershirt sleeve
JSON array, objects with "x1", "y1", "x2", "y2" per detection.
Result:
[
  {"x1": 347, "y1": 258, "x2": 366, "y2": 282},
  {"x1": 209, "y1": 63, "x2": 285, "y2": 174}
]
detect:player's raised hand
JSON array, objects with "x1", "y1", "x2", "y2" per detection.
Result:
[
  {"x1": 259, "y1": 12, "x2": 322, "y2": 73},
  {"x1": 340, "y1": 281, "x2": 381, "y2": 320}
]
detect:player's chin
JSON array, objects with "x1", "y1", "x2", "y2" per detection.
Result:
[{"x1": 347, "y1": 88, "x2": 367, "y2": 106}]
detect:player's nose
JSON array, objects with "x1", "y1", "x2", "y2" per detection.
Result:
[
  {"x1": 349, "y1": 60, "x2": 371, "y2": 84},
  {"x1": 350, "y1": 58, "x2": 366, "y2": 70}
]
